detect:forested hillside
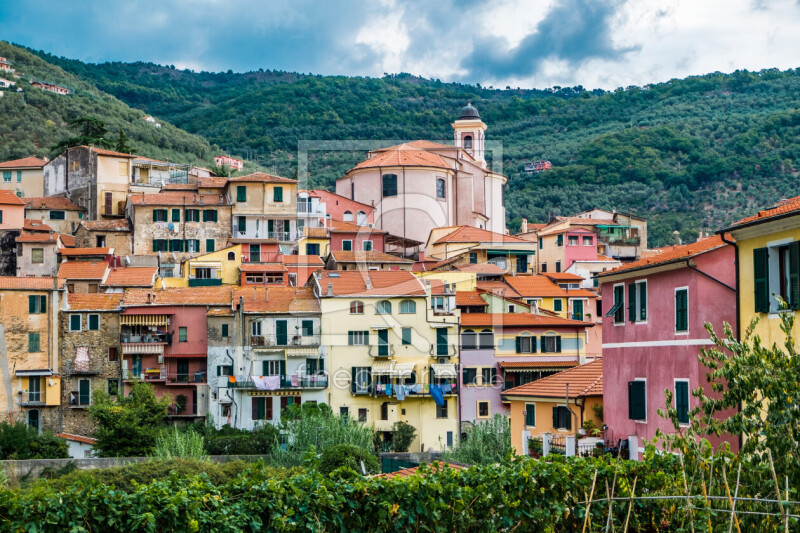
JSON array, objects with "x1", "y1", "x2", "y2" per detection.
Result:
[
  {"x1": 26, "y1": 45, "x2": 800, "y2": 245},
  {"x1": 0, "y1": 43, "x2": 215, "y2": 167}
]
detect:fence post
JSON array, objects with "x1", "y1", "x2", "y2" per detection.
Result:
[
  {"x1": 522, "y1": 430, "x2": 530, "y2": 455},
  {"x1": 565, "y1": 436, "x2": 576, "y2": 457},
  {"x1": 628, "y1": 436, "x2": 639, "y2": 461},
  {"x1": 542, "y1": 433, "x2": 552, "y2": 457}
]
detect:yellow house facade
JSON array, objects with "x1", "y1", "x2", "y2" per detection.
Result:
[
  {"x1": 159, "y1": 245, "x2": 243, "y2": 288},
  {"x1": 314, "y1": 270, "x2": 460, "y2": 452}
]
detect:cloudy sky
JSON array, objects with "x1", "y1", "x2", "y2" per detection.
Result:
[{"x1": 2, "y1": 0, "x2": 799, "y2": 89}]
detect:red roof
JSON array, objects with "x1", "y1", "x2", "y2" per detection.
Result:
[
  {"x1": 460, "y1": 313, "x2": 593, "y2": 328},
  {"x1": 233, "y1": 286, "x2": 319, "y2": 313},
  {"x1": 374, "y1": 461, "x2": 465, "y2": 479},
  {"x1": 16, "y1": 232, "x2": 58, "y2": 244},
  {"x1": 60, "y1": 247, "x2": 111, "y2": 257},
  {"x1": 503, "y1": 360, "x2": 603, "y2": 398},
  {"x1": 281, "y1": 255, "x2": 325, "y2": 266},
  {"x1": 456, "y1": 263, "x2": 505, "y2": 275},
  {"x1": 227, "y1": 172, "x2": 296, "y2": 184},
  {"x1": 0, "y1": 276, "x2": 62, "y2": 290},
  {"x1": 328, "y1": 219, "x2": 386, "y2": 234},
  {"x1": 23, "y1": 219, "x2": 53, "y2": 232},
  {"x1": 56, "y1": 433, "x2": 97, "y2": 445},
  {"x1": 23, "y1": 196, "x2": 83, "y2": 211},
  {"x1": 456, "y1": 290, "x2": 488, "y2": 307},
  {"x1": 128, "y1": 191, "x2": 228, "y2": 206},
  {"x1": 198, "y1": 177, "x2": 228, "y2": 188},
  {"x1": 316, "y1": 270, "x2": 424, "y2": 297},
  {"x1": 0, "y1": 156, "x2": 47, "y2": 169},
  {"x1": 329, "y1": 251, "x2": 412, "y2": 264},
  {"x1": 476, "y1": 281, "x2": 521, "y2": 299},
  {"x1": 544, "y1": 272, "x2": 585, "y2": 282},
  {"x1": 123, "y1": 286, "x2": 233, "y2": 306},
  {"x1": 308, "y1": 190, "x2": 374, "y2": 216},
  {"x1": 80, "y1": 146, "x2": 136, "y2": 158},
  {"x1": 729, "y1": 196, "x2": 800, "y2": 228},
  {"x1": 503, "y1": 275, "x2": 568, "y2": 298},
  {"x1": 598, "y1": 235, "x2": 729, "y2": 277},
  {"x1": 352, "y1": 147, "x2": 451, "y2": 171},
  {"x1": 67, "y1": 293, "x2": 123, "y2": 310},
  {"x1": 58, "y1": 234, "x2": 76, "y2": 248},
  {"x1": 102, "y1": 267, "x2": 158, "y2": 288},
  {"x1": 0, "y1": 190, "x2": 25, "y2": 206},
  {"x1": 434, "y1": 226, "x2": 531, "y2": 245},
  {"x1": 57, "y1": 261, "x2": 109, "y2": 280}
]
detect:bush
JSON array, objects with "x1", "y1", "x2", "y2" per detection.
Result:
[
  {"x1": 443, "y1": 414, "x2": 511, "y2": 465},
  {"x1": 205, "y1": 425, "x2": 278, "y2": 456},
  {"x1": 319, "y1": 444, "x2": 379, "y2": 476},
  {"x1": 391, "y1": 421, "x2": 416, "y2": 452},
  {"x1": 0, "y1": 423, "x2": 68, "y2": 460},
  {"x1": 151, "y1": 426, "x2": 207, "y2": 461}
]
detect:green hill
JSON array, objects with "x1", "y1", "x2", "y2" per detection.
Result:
[
  {"x1": 0, "y1": 42, "x2": 216, "y2": 168},
  {"x1": 27, "y1": 45, "x2": 800, "y2": 246}
]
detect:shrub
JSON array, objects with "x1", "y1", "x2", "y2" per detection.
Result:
[
  {"x1": 205, "y1": 425, "x2": 278, "y2": 456},
  {"x1": 391, "y1": 421, "x2": 416, "y2": 452},
  {"x1": 443, "y1": 414, "x2": 511, "y2": 465},
  {"x1": 0, "y1": 423, "x2": 68, "y2": 460},
  {"x1": 319, "y1": 444, "x2": 379, "y2": 476},
  {"x1": 151, "y1": 426, "x2": 207, "y2": 461}
]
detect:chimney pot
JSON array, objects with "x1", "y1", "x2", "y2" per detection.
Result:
[{"x1": 521, "y1": 218, "x2": 528, "y2": 234}]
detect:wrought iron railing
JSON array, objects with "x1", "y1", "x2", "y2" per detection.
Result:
[
  {"x1": 227, "y1": 374, "x2": 328, "y2": 390},
  {"x1": 250, "y1": 334, "x2": 320, "y2": 347}
]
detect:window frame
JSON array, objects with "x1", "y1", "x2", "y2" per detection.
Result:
[
  {"x1": 88, "y1": 314, "x2": 100, "y2": 331},
  {"x1": 375, "y1": 300, "x2": 392, "y2": 315},
  {"x1": 69, "y1": 314, "x2": 82, "y2": 332},
  {"x1": 552, "y1": 298, "x2": 563, "y2": 312},
  {"x1": 362, "y1": 240, "x2": 373, "y2": 252},
  {"x1": 628, "y1": 378, "x2": 647, "y2": 422},
  {"x1": 436, "y1": 178, "x2": 446, "y2": 199},
  {"x1": 178, "y1": 326, "x2": 188, "y2": 342},
  {"x1": 674, "y1": 378, "x2": 690, "y2": 426},
  {"x1": 348, "y1": 330, "x2": 368, "y2": 346},
  {"x1": 382, "y1": 174, "x2": 397, "y2": 197},
  {"x1": 477, "y1": 400, "x2": 490, "y2": 419},
  {"x1": 524, "y1": 403, "x2": 536, "y2": 427},
  {"x1": 31, "y1": 248, "x2": 44, "y2": 264},
  {"x1": 399, "y1": 299, "x2": 416, "y2": 314},
  {"x1": 350, "y1": 301, "x2": 364, "y2": 314},
  {"x1": 675, "y1": 286, "x2": 689, "y2": 334}
]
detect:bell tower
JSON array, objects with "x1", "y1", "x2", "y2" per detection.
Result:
[{"x1": 453, "y1": 102, "x2": 487, "y2": 167}]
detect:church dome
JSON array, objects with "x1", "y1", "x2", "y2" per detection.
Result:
[{"x1": 457, "y1": 102, "x2": 480, "y2": 120}]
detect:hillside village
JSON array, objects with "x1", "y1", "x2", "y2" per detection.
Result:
[{"x1": 0, "y1": 99, "x2": 791, "y2": 462}]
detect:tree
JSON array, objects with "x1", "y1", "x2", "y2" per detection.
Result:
[
  {"x1": 52, "y1": 116, "x2": 113, "y2": 153},
  {"x1": 89, "y1": 381, "x2": 170, "y2": 457},
  {"x1": 115, "y1": 129, "x2": 132, "y2": 153},
  {"x1": 391, "y1": 421, "x2": 416, "y2": 452}
]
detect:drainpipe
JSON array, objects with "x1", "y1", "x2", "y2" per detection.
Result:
[{"x1": 719, "y1": 232, "x2": 742, "y2": 452}]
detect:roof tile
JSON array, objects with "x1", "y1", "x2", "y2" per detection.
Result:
[
  {"x1": 227, "y1": 172, "x2": 296, "y2": 184},
  {"x1": 0, "y1": 190, "x2": 26, "y2": 206},
  {"x1": 317, "y1": 270, "x2": 424, "y2": 297},
  {"x1": 67, "y1": 293, "x2": 123, "y2": 310},
  {"x1": 102, "y1": 267, "x2": 158, "y2": 288},
  {"x1": 455, "y1": 290, "x2": 488, "y2": 307},
  {"x1": 352, "y1": 148, "x2": 451, "y2": 171},
  {"x1": 123, "y1": 286, "x2": 233, "y2": 306},
  {"x1": 233, "y1": 286, "x2": 320, "y2": 313},
  {"x1": 0, "y1": 156, "x2": 47, "y2": 169},
  {"x1": 128, "y1": 191, "x2": 228, "y2": 206},
  {"x1": 23, "y1": 197, "x2": 83, "y2": 211},
  {"x1": 0, "y1": 276, "x2": 62, "y2": 290},
  {"x1": 503, "y1": 275, "x2": 568, "y2": 298},
  {"x1": 503, "y1": 360, "x2": 603, "y2": 398},
  {"x1": 330, "y1": 251, "x2": 412, "y2": 264},
  {"x1": 434, "y1": 226, "x2": 532, "y2": 245},
  {"x1": 598, "y1": 235, "x2": 729, "y2": 277},
  {"x1": 57, "y1": 261, "x2": 109, "y2": 280}
]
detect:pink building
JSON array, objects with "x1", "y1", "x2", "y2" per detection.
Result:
[
  {"x1": 214, "y1": 155, "x2": 244, "y2": 171},
  {"x1": 309, "y1": 190, "x2": 374, "y2": 224},
  {"x1": 597, "y1": 236, "x2": 738, "y2": 457},
  {"x1": 0, "y1": 190, "x2": 25, "y2": 229},
  {"x1": 328, "y1": 219, "x2": 385, "y2": 253}
]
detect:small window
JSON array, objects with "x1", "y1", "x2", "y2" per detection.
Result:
[
  {"x1": 152, "y1": 209, "x2": 167, "y2": 222},
  {"x1": 302, "y1": 320, "x2": 314, "y2": 336},
  {"x1": 515, "y1": 335, "x2": 535, "y2": 353},
  {"x1": 606, "y1": 284, "x2": 625, "y2": 324},
  {"x1": 376, "y1": 300, "x2": 392, "y2": 314},
  {"x1": 206, "y1": 239, "x2": 215, "y2": 253},
  {"x1": 350, "y1": 301, "x2": 364, "y2": 314},
  {"x1": 236, "y1": 185, "x2": 247, "y2": 202},
  {"x1": 358, "y1": 408, "x2": 368, "y2": 423},
  {"x1": 342, "y1": 240, "x2": 352, "y2": 252},
  {"x1": 556, "y1": 234, "x2": 563, "y2": 247},
  {"x1": 553, "y1": 299, "x2": 563, "y2": 312},
  {"x1": 28, "y1": 295, "x2": 47, "y2": 314},
  {"x1": 227, "y1": 251, "x2": 236, "y2": 261},
  {"x1": 108, "y1": 347, "x2": 118, "y2": 362},
  {"x1": 583, "y1": 236, "x2": 593, "y2": 246},
  {"x1": 273, "y1": 186, "x2": 283, "y2": 202},
  {"x1": 675, "y1": 288, "x2": 688, "y2": 332},
  {"x1": 462, "y1": 367, "x2": 477, "y2": 385},
  {"x1": 524, "y1": 403, "x2": 536, "y2": 426},
  {"x1": 555, "y1": 261, "x2": 561, "y2": 273},
  {"x1": 49, "y1": 210, "x2": 66, "y2": 220},
  {"x1": 356, "y1": 211, "x2": 367, "y2": 225},
  {"x1": 31, "y1": 248, "x2": 44, "y2": 264},
  {"x1": 202, "y1": 210, "x2": 218, "y2": 222},
  {"x1": 477, "y1": 401, "x2": 490, "y2": 418},
  {"x1": 69, "y1": 314, "x2": 81, "y2": 332},
  {"x1": 362, "y1": 240, "x2": 373, "y2": 252},
  {"x1": 436, "y1": 178, "x2": 446, "y2": 199},
  {"x1": 217, "y1": 365, "x2": 233, "y2": 376},
  {"x1": 28, "y1": 333, "x2": 40, "y2": 352},
  {"x1": 568, "y1": 236, "x2": 578, "y2": 246},
  {"x1": 88, "y1": 314, "x2": 100, "y2": 330},
  {"x1": 339, "y1": 406, "x2": 349, "y2": 419},
  {"x1": 469, "y1": 252, "x2": 478, "y2": 264},
  {"x1": 675, "y1": 380, "x2": 690, "y2": 424},
  {"x1": 348, "y1": 331, "x2": 368, "y2": 345},
  {"x1": 541, "y1": 336, "x2": 561, "y2": 353},
  {"x1": 2, "y1": 171, "x2": 9, "y2": 182},
  {"x1": 107, "y1": 379, "x2": 119, "y2": 395},
  {"x1": 382, "y1": 174, "x2": 397, "y2": 197},
  {"x1": 221, "y1": 324, "x2": 229, "y2": 337},
  {"x1": 401, "y1": 327, "x2": 412, "y2": 345},
  {"x1": 343, "y1": 211, "x2": 353, "y2": 222},
  {"x1": 553, "y1": 406, "x2": 572, "y2": 430},
  {"x1": 629, "y1": 380, "x2": 646, "y2": 421},
  {"x1": 399, "y1": 300, "x2": 416, "y2": 314},
  {"x1": 463, "y1": 135, "x2": 472, "y2": 150},
  {"x1": 171, "y1": 209, "x2": 181, "y2": 222},
  {"x1": 541, "y1": 263, "x2": 547, "y2": 273},
  {"x1": 186, "y1": 209, "x2": 200, "y2": 222},
  {"x1": 437, "y1": 401, "x2": 449, "y2": 419},
  {"x1": 179, "y1": 327, "x2": 187, "y2": 342}
]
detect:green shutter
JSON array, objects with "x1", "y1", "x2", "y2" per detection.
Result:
[
  {"x1": 40, "y1": 295, "x2": 47, "y2": 313},
  {"x1": 28, "y1": 295, "x2": 36, "y2": 313},
  {"x1": 676, "y1": 381, "x2": 689, "y2": 424},
  {"x1": 555, "y1": 336, "x2": 561, "y2": 353},
  {"x1": 676, "y1": 289, "x2": 688, "y2": 332},
  {"x1": 790, "y1": 242, "x2": 800, "y2": 309},
  {"x1": 564, "y1": 408, "x2": 571, "y2": 430},
  {"x1": 172, "y1": 209, "x2": 181, "y2": 222},
  {"x1": 515, "y1": 336, "x2": 521, "y2": 353},
  {"x1": 279, "y1": 360, "x2": 286, "y2": 377},
  {"x1": 152, "y1": 210, "x2": 158, "y2": 222},
  {"x1": 639, "y1": 282, "x2": 647, "y2": 321},
  {"x1": 274, "y1": 186, "x2": 283, "y2": 202},
  {"x1": 206, "y1": 239, "x2": 215, "y2": 253},
  {"x1": 348, "y1": 331, "x2": 354, "y2": 345},
  {"x1": 319, "y1": 358, "x2": 324, "y2": 372},
  {"x1": 28, "y1": 333, "x2": 39, "y2": 352},
  {"x1": 552, "y1": 407, "x2": 559, "y2": 428},
  {"x1": 302, "y1": 320, "x2": 313, "y2": 336},
  {"x1": 237, "y1": 186, "x2": 247, "y2": 202},
  {"x1": 89, "y1": 314, "x2": 99, "y2": 330},
  {"x1": 753, "y1": 247, "x2": 769, "y2": 312},
  {"x1": 628, "y1": 283, "x2": 637, "y2": 322},
  {"x1": 629, "y1": 381, "x2": 646, "y2": 420},
  {"x1": 70, "y1": 314, "x2": 81, "y2": 331},
  {"x1": 531, "y1": 336, "x2": 537, "y2": 353},
  {"x1": 352, "y1": 367, "x2": 357, "y2": 393},
  {"x1": 525, "y1": 404, "x2": 535, "y2": 426},
  {"x1": 79, "y1": 379, "x2": 90, "y2": 405}
]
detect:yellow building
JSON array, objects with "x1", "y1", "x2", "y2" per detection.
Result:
[
  {"x1": 0, "y1": 277, "x2": 64, "y2": 433},
  {"x1": 314, "y1": 270, "x2": 460, "y2": 451},
  {"x1": 425, "y1": 226, "x2": 537, "y2": 274},
  {"x1": 297, "y1": 227, "x2": 330, "y2": 258},
  {"x1": 158, "y1": 245, "x2": 243, "y2": 288},
  {"x1": 503, "y1": 360, "x2": 603, "y2": 454},
  {"x1": 0, "y1": 156, "x2": 47, "y2": 197},
  {"x1": 722, "y1": 196, "x2": 800, "y2": 347}
]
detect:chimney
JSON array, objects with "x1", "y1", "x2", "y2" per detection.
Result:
[
  {"x1": 199, "y1": 195, "x2": 204, "y2": 205},
  {"x1": 521, "y1": 218, "x2": 528, "y2": 234},
  {"x1": 418, "y1": 251, "x2": 425, "y2": 262},
  {"x1": 673, "y1": 230, "x2": 682, "y2": 246},
  {"x1": 326, "y1": 283, "x2": 333, "y2": 297},
  {"x1": 146, "y1": 292, "x2": 151, "y2": 304},
  {"x1": 238, "y1": 296, "x2": 244, "y2": 311},
  {"x1": 365, "y1": 276, "x2": 372, "y2": 290}
]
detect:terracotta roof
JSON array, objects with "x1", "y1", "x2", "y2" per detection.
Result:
[
  {"x1": 227, "y1": 172, "x2": 296, "y2": 184},
  {"x1": 597, "y1": 254, "x2": 616, "y2": 261},
  {"x1": 198, "y1": 177, "x2": 228, "y2": 188},
  {"x1": 56, "y1": 433, "x2": 97, "y2": 445},
  {"x1": 128, "y1": 191, "x2": 228, "y2": 206},
  {"x1": 23, "y1": 219, "x2": 53, "y2": 232},
  {"x1": 374, "y1": 461, "x2": 465, "y2": 479},
  {"x1": 123, "y1": 286, "x2": 233, "y2": 306},
  {"x1": 565, "y1": 288, "x2": 599, "y2": 298},
  {"x1": 728, "y1": 196, "x2": 800, "y2": 228},
  {"x1": 207, "y1": 308, "x2": 234, "y2": 317},
  {"x1": 281, "y1": 255, "x2": 325, "y2": 266},
  {"x1": 498, "y1": 361, "x2": 579, "y2": 370},
  {"x1": 0, "y1": 190, "x2": 25, "y2": 206},
  {"x1": 162, "y1": 183, "x2": 198, "y2": 191},
  {"x1": 80, "y1": 219, "x2": 131, "y2": 232},
  {"x1": 16, "y1": 232, "x2": 58, "y2": 244},
  {"x1": 316, "y1": 270, "x2": 425, "y2": 297},
  {"x1": 23, "y1": 197, "x2": 83, "y2": 211},
  {"x1": 565, "y1": 217, "x2": 619, "y2": 226},
  {"x1": 597, "y1": 235, "x2": 729, "y2": 277},
  {"x1": 456, "y1": 290, "x2": 488, "y2": 307},
  {"x1": 460, "y1": 313, "x2": 593, "y2": 328},
  {"x1": 80, "y1": 146, "x2": 136, "y2": 158},
  {"x1": 456, "y1": 263, "x2": 505, "y2": 275},
  {"x1": 234, "y1": 286, "x2": 319, "y2": 313},
  {"x1": 67, "y1": 293, "x2": 123, "y2": 310},
  {"x1": 544, "y1": 272, "x2": 585, "y2": 282},
  {"x1": 434, "y1": 226, "x2": 531, "y2": 245},
  {"x1": 303, "y1": 227, "x2": 329, "y2": 238},
  {"x1": 330, "y1": 251, "x2": 413, "y2": 264},
  {"x1": 328, "y1": 219, "x2": 386, "y2": 234},
  {"x1": 0, "y1": 276, "x2": 62, "y2": 290},
  {"x1": 476, "y1": 281, "x2": 521, "y2": 299},
  {"x1": 424, "y1": 256, "x2": 462, "y2": 271},
  {"x1": 102, "y1": 267, "x2": 158, "y2": 288},
  {"x1": 240, "y1": 262, "x2": 287, "y2": 272},
  {"x1": 60, "y1": 247, "x2": 111, "y2": 257},
  {"x1": 538, "y1": 226, "x2": 596, "y2": 237},
  {"x1": 503, "y1": 360, "x2": 603, "y2": 398},
  {"x1": 503, "y1": 275, "x2": 568, "y2": 298},
  {"x1": 0, "y1": 156, "x2": 47, "y2": 169},
  {"x1": 352, "y1": 148, "x2": 451, "y2": 171},
  {"x1": 57, "y1": 261, "x2": 109, "y2": 280},
  {"x1": 58, "y1": 234, "x2": 76, "y2": 247}
]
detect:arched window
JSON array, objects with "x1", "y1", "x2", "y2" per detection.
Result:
[
  {"x1": 343, "y1": 211, "x2": 353, "y2": 222},
  {"x1": 436, "y1": 178, "x2": 446, "y2": 199},
  {"x1": 356, "y1": 211, "x2": 367, "y2": 225},
  {"x1": 461, "y1": 329, "x2": 477, "y2": 350},
  {"x1": 350, "y1": 301, "x2": 364, "y2": 314},
  {"x1": 464, "y1": 135, "x2": 473, "y2": 150},
  {"x1": 478, "y1": 328, "x2": 494, "y2": 349},
  {"x1": 376, "y1": 300, "x2": 392, "y2": 315},
  {"x1": 399, "y1": 299, "x2": 416, "y2": 314},
  {"x1": 227, "y1": 251, "x2": 236, "y2": 261}
]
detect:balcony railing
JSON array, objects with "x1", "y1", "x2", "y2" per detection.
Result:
[
  {"x1": 188, "y1": 278, "x2": 223, "y2": 287},
  {"x1": 233, "y1": 230, "x2": 299, "y2": 242},
  {"x1": 241, "y1": 251, "x2": 283, "y2": 264},
  {"x1": 20, "y1": 392, "x2": 44, "y2": 406},
  {"x1": 64, "y1": 359, "x2": 102, "y2": 375},
  {"x1": 353, "y1": 380, "x2": 458, "y2": 397},
  {"x1": 227, "y1": 374, "x2": 328, "y2": 390},
  {"x1": 250, "y1": 334, "x2": 320, "y2": 348},
  {"x1": 369, "y1": 344, "x2": 395, "y2": 358},
  {"x1": 428, "y1": 343, "x2": 458, "y2": 357},
  {"x1": 165, "y1": 371, "x2": 207, "y2": 384},
  {"x1": 123, "y1": 365, "x2": 167, "y2": 381},
  {"x1": 121, "y1": 333, "x2": 171, "y2": 344}
]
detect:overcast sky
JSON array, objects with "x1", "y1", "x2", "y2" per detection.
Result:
[{"x1": 2, "y1": 0, "x2": 799, "y2": 89}]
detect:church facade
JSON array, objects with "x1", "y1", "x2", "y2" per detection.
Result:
[{"x1": 336, "y1": 104, "x2": 507, "y2": 248}]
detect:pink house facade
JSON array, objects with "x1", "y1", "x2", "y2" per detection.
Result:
[
  {"x1": 563, "y1": 229, "x2": 598, "y2": 269},
  {"x1": 214, "y1": 155, "x2": 244, "y2": 170},
  {"x1": 0, "y1": 191, "x2": 25, "y2": 230},
  {"x1": 328, "y1": 220, "x2": 386, "y2": 253},
  {"x1": 598, "y1": 236, "x2": 738, "y2": 457}
]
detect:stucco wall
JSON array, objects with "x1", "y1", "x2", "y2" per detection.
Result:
[{"x1": 0, "y1": 168, "x2": 44, "y2": 197}]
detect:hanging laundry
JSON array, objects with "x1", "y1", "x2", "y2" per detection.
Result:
[
  {"x1": 442, "y1": 383, "x2": 452, "y2": 394},
  {"x1": 385, "y1": 384, "x2": 392, "y2": 396},
  {"x1": 264, "y1": 375, "x2": 280, "y2": 390},
  {"x1": 396, "y1": 385, "x2": 406, "y2": 401},
  {"x1": 429, "y1": 384, "x2": 445, "y2": 406},
  {"x1": 291, "y1": 375, "x2": 299, "y2": 387},
  {"x1": 410, "y1": 384, "x2": 423, "y2": 394}
]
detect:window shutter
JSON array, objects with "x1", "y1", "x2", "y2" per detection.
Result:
[
  {"x1": 206, "y1": 239, "x2": 215, "y2": 253},
  {"x1": 152, "y1": 239, "x2": 157, "y2": 251},
  {"x1": 564, "y1": 408, "x2": 572, "y2": 430},
  {"x1": 628, "y1": 381, "x2": 646, "y2": 420},
  {"x1": 172, "y1": 209, "x2": 180, "y2": 222},
  {"x1": 318, "y1": 358, "x2": 324, "y2": 372},
  {"x1": 531, "y1": 336, "x2": 537, "y2": 353},
  {"x1": 279, "y1": 360, "x2": 286, "y2": 378},
  {"x1": 28, "y1": 295, "x2": 35, "y2": 313},
  {"x1": 89, "y1": 314, "x2": 99, "y2": 330},
  {"x1": 351, "y1": 367, "x2": 357, "y2": 393},
  {"x1": 348, "y1": 331, "x2": 354, "y2": 345},
  {"x1": 40, "y1": 296, "x2": 46, "y2": 312},
  {"x1": 238, "y1": 217, "x2": 246, "y2": 232},
  {"x1": 251, "y1": 397, "x2": 259, "y2": 419},
  {"x1": 676, "y1": 290, "x2": 688, "y2": 332},
  {"x1": 262, "y1": 360, "x2": 269, "y2": 376},
  {"x1": 462, "y1": 367, "x2": 469, "y2": 384},
  {"x1": 274, "y1": 186, "x2": 283, "y2": 202},
  {"x1": 152, "y1": 210, "x2": 158, "y2": 222},
  {"x1": 628, "y1": 283, "x2": 637, "y2": 322},
  {"x1": 628, "y1": 382, "x2": 635, "y2": 419},
  {"x1": 753, "y1": 247, "x2": 769, "y2": 312},
  {"x1": 676, "y1": 381, "x2": 689, "y2": 424},
  {"x1": 237, "y1": 186, "x2": 246, "y2": 202},
  {"x1": 555, "y1": 336, "x2": 562, "y2": 353},
  {"x1": 265, "y1": 397, "x2": 273, "y2": 420},
  {"x1": 217, "y1": 365, "x2": 222, "y2": 377},
  {"x1": 552, "y1": 407, "x2": 559, "y2": 428},
  {"x1": 639, "y1": 283, "x2": 647, "y2": 320},
  {"x1": 364, "y1": 331, "x2": 369, "y2": 345},
  {"x1": 515, "y1": 336, "x2": 521, "y2": 353},
  {"x1": 790, "y1": 242, "x2": 800, "y2": 309}
]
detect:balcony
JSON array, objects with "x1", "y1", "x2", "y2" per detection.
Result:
[
  {"x1": 227, "y1": 374, "x2": 328, "y2": 390},
  {"x1": 68, "y1": 391, "x2": 91, "y2": 408},
  {"x1": 369, "y1": 344, "x2": 395, "y2": 358},
  {"x1": 19, "y1": 392, "x2": 44, "y2": 407},
  {"x1": 354, "y1": 381, "x2": 459, "y2": 397},
  {"x1": 233, "y1": 230, "x2": 299, "y2": 242},
  {"x1": 250, "y1": 334, "x2": 320, "y2": 348},
  {"x1": 188, "y1": 278, "x2": 223, "y2": 287},
  {"x1": 64, "y1": 359, "x2": 102, "y2": 375},
  {"x1": 428, "y1": 343, "x2": 458, "y2": 357},
  {"x1": 121, "y1": 333, "x2": 171, "y2": 345},
  {"x1": 123, "y1": 365, "x2": 167, "y2": 381},
  {"x1": 297, "y1": 201, "x2": 324, "y2": 216},
  {"x1": 241, "y1": 251, "x2": 283, "y2": 264},
  {"x1": 165, "y1": 371, "x2": 207, "y2": 385}
]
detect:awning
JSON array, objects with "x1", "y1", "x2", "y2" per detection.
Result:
[
  {"x1": 285, "y1": 347, "x2": 320, "y2": 357},
  {"x1": 431, "y1": 363, "x2": 457, "y2": 378},
  {"x1": 604, "y1": 300, "x2": 622, "y2": 318},
  {"x1": 121, "y1": 314, "x2": 169, "y2": 326},
  {"x1": 188, "y1": 261, "x2": 222, "y2": 269},
  {"x1": 487, "y1": 250, "x2": 534, "y2": 256},
  {"x1": 394, "y1": 363, "x2": 415, "y2": 378},
  {"x1": 372, "y1": 361, "x2": 395, "y2": 374},
  {"x1": 122, "y1": 343, "x2": 165, "y2": 355},
  {"x1": 370, "y1": 325, "x2": 390, "y2": 329},
  {"x1": 15, "y1": 369, "x2": 54, "y2": 376}
]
